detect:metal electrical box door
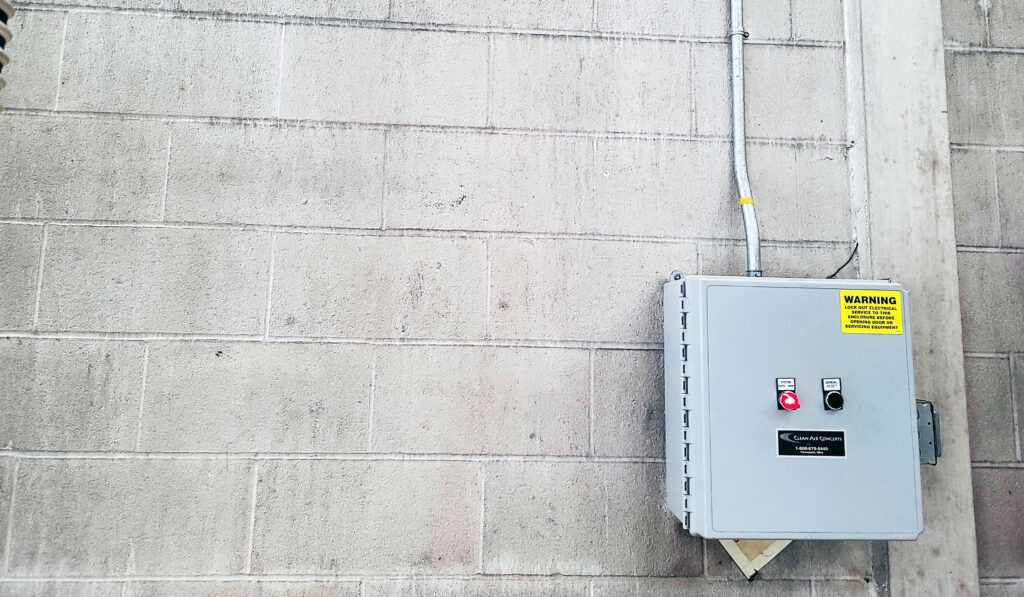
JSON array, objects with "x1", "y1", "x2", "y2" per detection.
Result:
[{"x1": 663, "y1": 276, "x2": 923, "y2": 540}]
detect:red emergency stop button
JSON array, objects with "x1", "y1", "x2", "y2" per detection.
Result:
[{"x1": 779, "y1": 391, "x2": 800, "y2": 411}]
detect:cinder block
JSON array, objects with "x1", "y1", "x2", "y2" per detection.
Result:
[
  {"x1": 490, "y1": 36, "x2": 691, "y2": 133},
  {"x1": 1, "y1": 11, "x2": 64, "y2": 109},
  {"x1": 964, "y1": 357, "x2": 1017, "y2": 462},
  {"x1": 383, "y1": 130, "x2": 593, "y2": 234},
  {"x1": 488, "y1": 238, "x2": 697, "y2": 343},
  {"x1": 37, "y1": 226, "x2": 269, "y2": 334},
  {"x1": 0, "y1": 339, "x2": 144, "y2": 450},
  {"x1": 589, "y1": 139, "x2": 736, "y2": 238},
  {"x1": 59, "y1": 13, "x2": 278, "y2": 117},
  {"x1": 11, "y1": 0, "x2": 386, "y2": 17},
  {"x1": 593, "y1": 0, "x2": 727, "y2": 37},
  {"x1": 127, "y1": 581, "x2": 361, "y2": 597},
  {"x1": 165, "y1": 123, "x2": 384, "y2": 228},
  {"x1": 694, "y1": 44, "x2": 846, "y2": 140},
  {"x1": 252, "y1": 460, "x2": 479, "y2": 573},
  {"x1": 373, "y1": 345, "x2": 589, "y2": 454},
  {"x1": 280, "y1": 27, "x2": 487, "y2": 125},
  {"x1": 0, "y1": 584, "x2": 122, "y2": 597},
  {"x1": 706, "y1": 538, "x2": 872, "y2": 580},
  {"x1": 950, "y1": 149, "x2": 1000, "y2": 247},
  {"x1": 700, "y1": 243, "x2": 859, "y2": 279},
  {"x1": 270, "y1": 234, "x2": 487, "y2": 339},
  {"x1": 7, "y1": 459, "x2": 253, "y2": 575},
  {"x1": 591, "y1": 578, "x2": 812, "y2": 597},
  {"x1": 482, "y1": 462, "x2": 701, "y2": 575},
  {"x1": 981, "y1": 581, "x2": 1024, "y2": 597},
  {"x1": 0, "y1": 116, "x2": 168, "y2": 221},
  {"x1": 692, "y1": 43, "x2": 729, "y2": 137},
  {"x1": 746, "y1": 45, "x2": 846, "y2": 140},
  {"x1": 810, "y1": 581, "x2": 873, "y2": 597},
  {"x1": 957, "y1": 251, "x2": 1024, "y2": 352},
  {"x1": 364, "y1": 578, "x2": 590, "y2": 597},
  {"x1": 946, "y1": 52, "x2": 1024, "y2": 145},
  {"x1": 596, "y1": 0, "x2": 836, "y2": 42},
  {"x1": 595, "y1": 139, "x2": 846, "y2": 241},
  {"x1": 259, "y1": 0, "x2": 388, "y2": 18},
  {"x1": 990, "y1": 1, "x2": 1024, "y2": 48},
  {"x1": 385, "y1": 132, "x2": 744, "y2": 239},
  {"x1": 0, "y1": 224, "x2": 42, "y2": 329},
  {"x1": 391, "y1": 0, "x2": 591, "y2": 30},
  {"x1": 0, "y1": 457, "x2": 14, "y2": 566},
  {"x1": 140, "y1": 342, "x2": 372, "y2": 452},
  {"x1": 973, "y1": 468, "x2": 1024, "y2": 577},
  {"x1": 743, "y1": 0, "x2": 791, "y2": 41},
  {"x1": 747, "y1": 143, "x2": 851, "y2": 242},
  {"x1": 994, "y1": 151, "x2": 1024, "y2": 248},
  {"x1": 592, "y1": 349, "x2": 663, "y2": 458},
  {"x1": 175, "y1": 0, "x2": 384, "y2": 18},
  {"x1": 792, "y1": 0, "x2": 844, "y2": 41},
  {"x1": 1015, "y1": 354, "x2": 1024, "y2": 451},
  {"x1": 941, "y1": 0, "x2": 989, "y2": 45}
]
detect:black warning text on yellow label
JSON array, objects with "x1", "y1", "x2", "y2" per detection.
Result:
[{"x1": 840, "y1": 290, "x2": 903, "y2": 335}]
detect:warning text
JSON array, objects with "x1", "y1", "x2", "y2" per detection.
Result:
[{"x1": 840, "y1": 290, "x2": 903, "y2": 335}]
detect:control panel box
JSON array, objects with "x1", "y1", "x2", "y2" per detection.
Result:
[{"x1": 663, "y1": 275, "x2": 923, "y2": 540}]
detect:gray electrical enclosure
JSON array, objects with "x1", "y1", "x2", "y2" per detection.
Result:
[{"x1": 663, "y1": 275, "x2": 923, "y2": 540}]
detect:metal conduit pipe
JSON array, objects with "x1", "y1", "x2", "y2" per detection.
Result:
[{"x1": 730, "y1": 0, "x2": 762, "y2": 277}]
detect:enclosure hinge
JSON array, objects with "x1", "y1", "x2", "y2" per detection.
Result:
[{"x1": 916, "y1": 400, "x2": 941, "y2": 465}]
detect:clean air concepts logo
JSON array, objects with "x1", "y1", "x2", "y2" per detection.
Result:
[{"x1": 777, "y1": 430, "x2": 846, "y2": 458}]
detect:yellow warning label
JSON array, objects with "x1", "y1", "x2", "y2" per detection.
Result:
[{"x1": 840, "y1": 290, "x2": 903, "y2": 334}]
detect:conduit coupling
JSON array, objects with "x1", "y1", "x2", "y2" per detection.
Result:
[
  {"x1": 0, "y1": 0, "x2": 12, "y2": 113},
  {"x1": 730, "y1": 0, "x2": 762, "y2": 276}
]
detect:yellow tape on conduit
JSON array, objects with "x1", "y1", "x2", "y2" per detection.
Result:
[{"x1": 739, "y1": 197, "x2": 754, "y2": 205}]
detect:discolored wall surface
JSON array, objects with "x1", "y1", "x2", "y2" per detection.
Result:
[
  {"x1": 0, "y1": 0, "x2": 997, "y2": 594},
  {"x1": 943, "y1": 1, "x2": 1024, "y2": 595}
]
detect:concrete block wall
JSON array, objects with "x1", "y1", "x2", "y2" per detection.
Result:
[
  {"x1": 943, "y1": 1, "x2": 1024, "y2": 595},
  {"x1": 0, "y1": 0, "x2": 887, "y2": 594}
]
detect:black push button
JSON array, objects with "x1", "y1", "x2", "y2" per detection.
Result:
[
  {"x1": 822, "y1": 378, "x2": 843, "y2": 411},
  {"x1": 824, "y1": 391, "x2": 844, "y2": 411}
]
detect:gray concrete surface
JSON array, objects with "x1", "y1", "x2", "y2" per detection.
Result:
[
  {"x1": 166, "y1": 124, "x2": 385, "y2": 228},
  {"x1": 0, "y1": 339, "x2": 145, "y2": 450},
  {"x1": 943, "y1": 0, "x2": 1024, "y2": 594},
  {"x1": 252, "y1": 460, "x2": 480, "y2": 574},
  {"x1": 0, "y1": 0, "x2": 1012, "y2": 593},
  {"x1": 482, "y1": 462, "x2": 699, "y2": 576},
  {"x1": 372, "y1": 345, "x2": 590, "y2": 454},
  {"x1": 270, "y1": 234, "x2": 488, "y2": 338},
  {"x1": 859, "y1": 0, "x2": 980, "y2": 594},
  {"x1": 0, "y1": 117, "x2": 169, "y2": 220},
  {"x1": 38, "y1": 226, "x2": 270, "y2": 334},
  {"x1": 7, "y1": 459, "x2": 254, "y2": 575},
  {"x1": 0, "y1": 225, "x2": 42, "y2": 329},
  {"x1": 141, "y1": 342, "x2": 373, "y2": 452}
]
